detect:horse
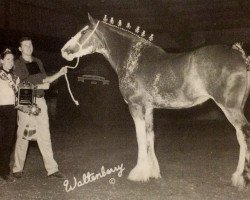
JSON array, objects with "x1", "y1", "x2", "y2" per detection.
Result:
[{"x1": 61, "y1": 14, "x2": 250, "y2": 189}]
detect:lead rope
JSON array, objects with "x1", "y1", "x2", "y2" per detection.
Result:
[
  {"x1": 63, "y1": 21, "x2": 100, "y2": 106},
  {"x1": 65, "y1": 57, "x2": 80, "y2": 106}
]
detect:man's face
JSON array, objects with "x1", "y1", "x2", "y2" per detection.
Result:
[{"x1": 19, "y1": 40, "x2": 33, "y2": 56}]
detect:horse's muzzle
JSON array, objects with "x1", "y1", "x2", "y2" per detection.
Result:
[{"x1": 61, "y1": 50, "x2": 74, "y2": 61}]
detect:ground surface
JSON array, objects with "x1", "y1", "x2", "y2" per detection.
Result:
[{"x1": 1, "y1": 120, "x2": 250, "y2": 200}]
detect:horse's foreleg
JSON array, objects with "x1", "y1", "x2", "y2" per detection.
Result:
[
  {"x1": 145, "y1": 107, "x2": 161, "y2": 179},
  {"x1": 127, "y1": 104, "x2": 151, "y2": 182}
]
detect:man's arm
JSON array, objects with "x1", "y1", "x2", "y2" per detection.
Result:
[
  {"x1": 43, "y1": 66, "x2": 68, "y2": 84},
  {"x1": 36, "y1": 82, "x2": 50, "y2": 90}
]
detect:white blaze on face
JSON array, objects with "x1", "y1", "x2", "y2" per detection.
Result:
[
  {"x1": 61, "y1": 25, "x2": 92, "y2": 61},
  {"x1": 81, "y1": 25, "x2": 89, "y2": 32}
]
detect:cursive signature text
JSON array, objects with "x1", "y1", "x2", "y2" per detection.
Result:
[{"x1": 63, "y1": 163, "x2": 125, "y2": 192}]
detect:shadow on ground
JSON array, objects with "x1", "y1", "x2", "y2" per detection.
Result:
[{"x1": 1, "y1": 120, "x2": 250, "y2": 200}]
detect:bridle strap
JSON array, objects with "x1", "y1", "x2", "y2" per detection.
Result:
[{"x1": 76, "y1": 20, "x2": 100, "y2": 50}]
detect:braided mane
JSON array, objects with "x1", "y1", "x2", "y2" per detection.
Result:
[{"x1": 102, "y1": 15, "x2": 154, "y2": 43}]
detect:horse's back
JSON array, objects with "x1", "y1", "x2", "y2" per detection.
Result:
[
  {"x1": 134, "y1": 44, "x2": 248, "y2": 108},
  {"x1": 193, "y1": 45, "x2": 245, "y2": 70}
]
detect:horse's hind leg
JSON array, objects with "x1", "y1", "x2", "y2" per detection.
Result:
[
  {"x1": 216, "y1": 105, "x2": 250, "y2": 188},
  {"x1": 145, "y1": 107, "x2": 161, "y2": 179}
]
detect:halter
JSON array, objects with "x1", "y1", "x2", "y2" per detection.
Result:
[
  {"x1": 75, "y1": 21, "x2": 100, "y2": 51},
  {"x1": 65, "y1": 21, "x2": 100, "y2": 106}
]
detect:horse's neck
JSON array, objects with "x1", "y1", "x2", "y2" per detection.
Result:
[{"x1": 97, "y1": 24, "x2": 148, "y2": 73}]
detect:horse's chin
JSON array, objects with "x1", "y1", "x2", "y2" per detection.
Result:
[
  {"x1": 66, "y1": 56, "x2": 74, "y2": 61},
  {"x1": 61, "y1": 53, "x2": 75, "y2": 61}
]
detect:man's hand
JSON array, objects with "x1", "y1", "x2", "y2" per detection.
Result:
[
  {"x1": 42, "y1": 66, "x2": 68, "y2": 84},
  {"x1": 59, "y1": 66, "x2": 68, "y2": 76}
]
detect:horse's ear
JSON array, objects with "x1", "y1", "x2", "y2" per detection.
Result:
[{"x1": 88, "y1": 13, "x2": 96, "y2": 25}]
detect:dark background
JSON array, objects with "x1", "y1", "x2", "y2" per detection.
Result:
[{"x1": 1, "y1": 0, "x2": 250, "y2": 127}]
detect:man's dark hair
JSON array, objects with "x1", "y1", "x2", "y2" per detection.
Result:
[{"x1": 19, "y1": 37, "x2": 32, "y2": 46}]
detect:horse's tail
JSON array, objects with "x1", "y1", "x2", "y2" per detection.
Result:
[
  {"x1": 232, "y1": 43, "x2": 250, "y2": 69},
  {"x1": 232, "y1": 43, "x2": 250, "y2": 109},
  {"x1": 243, "y1": 70, "x2": 250, "y2": 109}
]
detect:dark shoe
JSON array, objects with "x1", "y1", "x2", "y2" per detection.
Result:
[
  {"x1": 13, "y1": 172, "x2": 23, "y2": 179},
  {"x1": 49, "y1": 171, "x2": 65, "y2": 179},
  {"x1": 2, "y1": 174, "x2": 16, "y2": 183}
]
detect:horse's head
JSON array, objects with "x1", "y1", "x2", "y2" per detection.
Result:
[{"x1": 61, "y1": 14, "x2": 101, "y2": 61}]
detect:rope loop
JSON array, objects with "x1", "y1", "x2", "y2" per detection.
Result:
[{"x1": 65, "y1": 57, "x2": 80, "y2": 106}]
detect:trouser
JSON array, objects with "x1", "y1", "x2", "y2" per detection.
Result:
[
  {"x1": 13, "y1": 97, "x2": 58, "y2": 175},
  {"x1": 0, "y1": 105, "x2": 17, "y2": 177}
]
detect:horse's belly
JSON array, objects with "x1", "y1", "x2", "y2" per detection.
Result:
[{"x1": 152, "y1": 93, "x2": 209, "y2": 109}]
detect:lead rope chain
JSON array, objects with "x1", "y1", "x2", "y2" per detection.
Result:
[{"x1": 65, "y1": 57, "x2": 80, "y2": 106}]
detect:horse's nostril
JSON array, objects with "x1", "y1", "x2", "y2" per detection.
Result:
[
  {"x1": 65, "y1": 49, "x2": 73, "y2": 54},
  {"x1": 62, "y1": 51, "x2": 70, "y2": 59},
  {"x1": 62, "y1": 47, "x2": 74, "y2": 55}
]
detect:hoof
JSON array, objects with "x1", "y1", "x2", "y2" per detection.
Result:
[
  {"x1": 127, "y1": 165, "x2": 150, "y2": 182},
  {"x1": 150, "y1": 167, "x2": 161, "y2": 179},
  {"x1": 231, "y1": 173, "x2": 246, "y2": 189},
  {"x1": 149, "y1": 156, "x2": 161, "y2": 179}
]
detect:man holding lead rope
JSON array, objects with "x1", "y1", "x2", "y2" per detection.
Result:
[{"x1": 13, "y1": 37, "x2": 67, "y2": 179}]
